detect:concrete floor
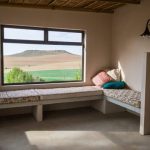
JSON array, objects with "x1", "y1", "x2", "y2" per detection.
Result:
[{"x1": 0, "y1": 107, "x2": 150, "y2": 150}]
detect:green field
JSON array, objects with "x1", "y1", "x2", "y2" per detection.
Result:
[
  {"x1": 4, "y1": 69, "x2": 82, "y2": 83},
  {"x1": 30, "y1": 69, "x2": 82, "y2": 81}
]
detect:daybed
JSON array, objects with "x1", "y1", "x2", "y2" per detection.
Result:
[
  {"x1": 0, "y1": 86, "x2": 141, "y2": 121},
  {"x1": 0, "y1": 86, "x2": 102, "y2": 121}
]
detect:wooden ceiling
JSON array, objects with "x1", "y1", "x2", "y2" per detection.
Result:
[{"x1": 0, "y1": 0, "x2": 141, "y2": 13}]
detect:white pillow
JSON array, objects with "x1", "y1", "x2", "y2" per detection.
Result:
[{"x1": 107, "y1": 69, "x2": 120, "y2": 81}]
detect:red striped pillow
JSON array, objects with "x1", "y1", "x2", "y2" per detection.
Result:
[{"x1": 92, "y1": 71, "x2": 113, "y2": 86}]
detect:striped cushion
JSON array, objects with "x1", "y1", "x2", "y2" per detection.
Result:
[{"x1": 92, "y1": 71, "x2": 113, "y2": 86}]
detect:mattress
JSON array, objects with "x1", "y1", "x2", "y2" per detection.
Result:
[
  {"x1": 0, "y1": 86, "x2": 102, "y2": 104},
  {"x1": 0, "y1": 89, "x2": 40, "y2": 104},
  {"x1": 35, "y1": 86, "x2": 102, "y2": 100},
  {"x1": 103, "y1": 89, "x2": 141, "y2": 108}
]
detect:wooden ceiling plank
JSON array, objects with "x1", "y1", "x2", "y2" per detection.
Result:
[
  {"x1": 111, "y1": 3, "x2": 124, "y2": 9},
  {"x1": 73, "y1": 0, "x2": 86, "y2": 7},
  {"x1": 61, "y1": 0, "x2": 72, "y2": 6},
  {"x1": 102, "y1": 2, "x2": 121, "y2": 9},
  {"x1": 36, "y1": 0, "x2": 41, "y2": 4},
  {"x1": 0, "y1": 0, "x2": 139, "y2": 13},
  {"x1": 48, "y1": 0, "x2": 56, "y2": 6},
  {"x1": 84, "y1": 1, "x2": 98, "y2": 8},
  {"x1": 0, "y1": 2, "x2": 114, "y2": 13},
  {"x1": 36, "y1": 0, "x2": 53, "y2": 5},
  {"x1": 94, "y1": 1, "x2": 108, "y2": 9},
  {"x1": 23, "y1": 0, "x2": 39, "y2": 4},
  {"x1": 97, "y1": 0, "x2": 140, "y2": 4},
  {"x1": 9, "y1": 0, "x2": 24, "y2": 4},
  {"x1": 74, "y1": 0, "x2": 96, "y2": 8}
]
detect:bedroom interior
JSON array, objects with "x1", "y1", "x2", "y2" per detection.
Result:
[{"x1": 0, "y1": 0, "x2": 150, "y2": 150}]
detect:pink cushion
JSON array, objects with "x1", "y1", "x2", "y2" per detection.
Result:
[{"x1": 92, "y1": 71, "x2": 113, "y2": 86}]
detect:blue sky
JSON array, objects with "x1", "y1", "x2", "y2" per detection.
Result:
[{"x1": 4, "y1": 28, "x2": 82, "y2": 56}]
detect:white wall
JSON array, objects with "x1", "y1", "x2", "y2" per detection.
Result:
[
  {"x1": 0, "y1": 1, "x2": 149, "y2": 115},
  {"x1": 0, "y1": 2, "x2": 148, "y2": 93},
  {"x1": 112, "y1": 0, "x2": 150, "y2": 91},
  {"x1": 0, "y1": 6, "x2": 112, "y2": 91}
]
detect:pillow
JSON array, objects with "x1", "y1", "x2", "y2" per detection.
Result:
[
  {"x1": 102, "y1": 81, "x2": 126, "y2": 89},
  {"x1": 92, "y1": 71, "x2": 113, "y2": 86},
  {"x1": 107, "y1": 69, "x2": 120, "y2": 81}
]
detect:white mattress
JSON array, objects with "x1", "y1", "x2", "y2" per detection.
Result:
[
  {"x1": 0, "y1": 86, "x2": 102, "y2": 104},
  {"x1": 35, "y1": 86, "x2": 102, "y2": 100},
  {"x1": 0, "y1": 89, "x2": 40, "y2": 104}
]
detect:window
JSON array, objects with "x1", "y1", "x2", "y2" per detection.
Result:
[{"x1": 1, "y1": 25, "x2": 84, "y2": 85}]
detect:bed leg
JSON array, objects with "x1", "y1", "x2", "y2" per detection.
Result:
[
  {"x1": 92, "y1": 98, "x2": 125, "y2": 114},
  {"x1": 33, "y1": 104, "x2": 43, "y2": 122}
]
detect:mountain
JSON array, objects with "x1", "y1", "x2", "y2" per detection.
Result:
[{"x1": 9, "y1": 50, "x2": 74, "y2": 57}]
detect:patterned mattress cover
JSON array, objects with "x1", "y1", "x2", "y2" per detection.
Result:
[
  {"x1": 103, "y1": 89, "x2": 141, "y2": 108},
  {"x1": 0, "y1": 87, "x2": 141, "y2": 108},
  {"x1": 0, "y1": 89, "x2": 40, "y2": 104},
  {"x1": 0, "y1": 86, "x2": 101, "y2": 104}
]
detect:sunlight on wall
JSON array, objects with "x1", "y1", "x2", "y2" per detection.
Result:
[{"x1": 118, "y1": 61, "x2": 125, "y2": 81}]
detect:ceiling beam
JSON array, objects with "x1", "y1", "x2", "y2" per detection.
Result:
[
  {"x1": 97, "y1": 0, "x2": 140, "y2": 4},
  {"x1": 0, "y1": 3, "x2": 114, "y2": 13}
]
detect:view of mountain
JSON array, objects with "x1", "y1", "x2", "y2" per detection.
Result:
[
  {"x1": 8, "y1": 50, "x2": 74, "y2": 57},
  {"x1": 4, "y1": 49, "x2": 81, "y2": 71}
]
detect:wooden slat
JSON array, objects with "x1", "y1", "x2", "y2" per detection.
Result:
[
  {"x1": 36, "y1": 0, "x2": 41, "y2": 5},
  {"x1": 105, "y1": 2, "x2": 121, "y2": 9},
  {"x1": 24, "y1": 0, "x2": 39, "y2": 4},
  {"x1": 98, "y1": 0, "x2": 140, "y2": 4},
  {"x1": 107, "y1": 3, "x2": 124, "y2": 10},
  {"x1": 73, "y1": 0, "x2": 87, "y2": 7},
  {"x1": 48, "y1": 0, "x2": 69, "y2": 6},
  {"x1": 61, "y1": 0, "x2": 72, "y2": 6},
  {"x1": 0, "y1": 0, "x2": 141, "y2": 13},
  {"x1": 37, "y1": 0, "x2": 53, "y2": 5},
  {"x1": 74, "y1": 0, "x2": 94, "y2": 8},
  {"x1": 48, "y1": 0, "x2": 56, "y2": 6},
  {"x1": 0, "y1": 2, "x2": 114, "y2": 13},
  {"x1": 97, "y1": 2, "x2": 118, "y2": 10},
  {"x1": 62, "y1": 0, "x2": 81, "y2": 7},
  {"x1": 84, "y1": 1, "x2": 98, "y2": 9},
  {"x1": 92, "y1": 2, "x2": 109, "y2": 9},
  {"x1": 9, "y1": 0, "x2": 24, "y2": 3}
]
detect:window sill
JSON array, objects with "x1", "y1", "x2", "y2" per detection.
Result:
[{"x1": 1, "y1": 81, "x2": 87, "y2": 91}]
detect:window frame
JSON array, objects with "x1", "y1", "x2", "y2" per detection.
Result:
[{"x1": 1, "y1": 25, "x2": 85, "y2": 85}]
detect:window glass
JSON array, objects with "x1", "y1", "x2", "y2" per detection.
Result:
[
  {"x1": 4, "y1": 28, "x2": 44, "y2": 41},
  {"x1": 3, "y1": 43, "x2": 83, "y2": 84},
  {"x1": 48, "y1": 31, "x2": 82, "y2": 42}
]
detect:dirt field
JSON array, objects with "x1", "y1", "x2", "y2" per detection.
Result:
[{"x1": 4, "y1": 53, "x2": 82, "y2": 71}]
